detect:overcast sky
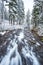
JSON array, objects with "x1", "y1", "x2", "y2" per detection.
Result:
[{"x1": 22, "y1": 0, "x2": 34, "y2": 14}]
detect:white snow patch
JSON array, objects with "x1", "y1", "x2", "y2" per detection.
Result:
[
  {"x1": 36, "y1": 42, "x2": 40, "y2": 46},
  {"x1": 32, "y1": 38, "x2": 35, "y2": 40},
  {"x1": 18, "y1": 32, "x2": 24, "y2": 41},
  {"x1": 0, "y1": 31, "x2": 6, "y2": 35}
]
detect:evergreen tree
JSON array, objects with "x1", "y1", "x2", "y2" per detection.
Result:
[
  {"x1": 15, "y1": 0, "x2": 25, "y2": 24},
  {"x1": 4, "y1": 8, "x2": 9, "y2": 20},
  {"x1": 32, "y1": 0, "x2": 43, "y2": 27},
  {"x1": 26, "y1": 10, "x2": 30, "y2": 29},
  {"x1": 9, "y1": 0, "x2": 17, "y2": 24},
  {"x1": 32, "y1": 0, "x2": 40, "y2": 27},
  {"x1": 9, "y1": 0, "x2": 25, "y2": 25},
  {"x1": 26, "y1": 10, "x2": 30, "y2": 25}
]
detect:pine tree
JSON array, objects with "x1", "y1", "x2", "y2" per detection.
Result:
[
  {"x1": 9, "y1": 0, "x2": 17, "y2": 24},
  {"x1": 26, "y1": 10, "x2": 30, "y2": 29},
  {"x1": 9, "y1": 0, "x2": 25, "y2": 25},
  {"x1": 4, "y1": 8, "x2": 9, "y2": 20},
  {"x1": 32, "y1": 0, "x2": 43, "y2": 27},
  {"x1": 16, "y1": 0, "x2": 25, "y2": 24},
  {"x1": 32, "y1": 0, "x2": 40, "y2": 27},
  {"x1": 26, "y1": 10, "x2": 30, "y2": 25}
]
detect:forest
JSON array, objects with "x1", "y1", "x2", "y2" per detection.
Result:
[{"x1": 0, "y1": 0, "x2": 43, "y2": 65}]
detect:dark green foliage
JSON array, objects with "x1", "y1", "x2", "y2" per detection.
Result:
[
  {"x1": 32, "y1": 1, "x2": 39, "y2": 27},
  {"x1": 32, "y1": 0, "x2": 43, "y2": 27}
]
